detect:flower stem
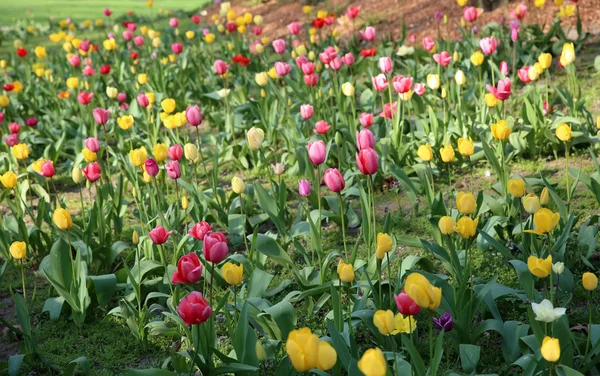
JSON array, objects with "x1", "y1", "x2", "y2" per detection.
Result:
[{"x1": 338, "y1": 193, "x2": 348, "y2": 260}]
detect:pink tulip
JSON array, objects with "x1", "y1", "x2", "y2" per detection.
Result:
[
  {"x1": 347, "y1": 6, "x2": 360, "y2": 19},
  {"x1": 4, "y1": 134, "x2": 18, "y2": 146},
  {"x1": 356, "y1": 148, "x2": 379, "y2": 175},
  {"x1": 511, "y1": 28, "x2": 519, "y2": 42},
  {"x1": 380, "y1": 102, "x2": 397, "y2": 119},
  {"x1": 168, "y1": 144, "x2": 183, "y2": 160},
  {"x1": 82, "y1": 162, "x2": 101, "y2": 182},
  {"x1": 134, "y1": 36, "x2": 145, "y2": 46},
  {"x1": 500, "y1": 61, "x2": 509, "y2": 75},
  {"x1": 296, "y1": 55, "x2": 309, "y2": 68},
  {"x1": 359, "y1": 113, "x2": 373, "y2": 127},
  {"x1": 298, "y1": 180, "x2": 311, "y2": 196},
  {"x1": 41, "y1": 160, "x2": 55, "y2": 178},
  {"x1": 300, "y1": 104, "x2": 314, "y2": 120},
  {"x1": 78, "y1": 91, "x2": 94, "y2": 105},
  {"x1": 372, "y1": 74, "x2": 389, "y2": 91},
  {"x1": 342, "y1": 53, "x2": 355, "y2": 66},
  {"x1": 303, "y1": 74, "x2": 319, "y2": 86},
  {"x1": 149, "y1": 225, "x2": 173, "y2": 245},
  {"x1": 314, "y1": 120, "x2": 331, "y2": 134},
  {"x1": 287, "y1": 22, "x2": 301, "y2": 35},
  {"x1": 82, "y1": 65, "x2": 96, "y2": 76},
  {"x1": 463, "y1": 6, "x2": 478, "y2": 22},
  {"x1": 0, "y1": 112, "x2": 3, "y2": 124},
  {"x1": 79, "y1": 40, "x2": 91, "y2": 52},
  {"x1": 395, "y1": 291, "x2": 421, "y2": 316},
  {"x1": 422, "y1": 37, "x2": 435, "y2": 51},
  {"x1": 480, "y1": 37, "x2": 498, "y2": 55},
  {"x1": 414, "y1": 83, "x2": 426, "y2": 96},
  {"x1": 8, "y1": 122, "x2": 21, "y2": 134},
  {"x1": 103, "y1": 8, "x2": 112, "y2": 16},
  {"x1": 329, "y1": 58, "x2": 343, "y2": 71},
  {"x1": 189, "y1": 221, "x2": 211, "y2": 240},
  {"x1": 166, "y1": 160, "x2": 181, "y2": 179},
  {"x1": 517, "y1": 67, "x2": 531, "y2": 83},
  {"x1": 127, "y1": 22, "x2": 136, "y2": 31},
  {"x1": 356, "y1": 129, "x2": 375, "y2": 150},
  {"x1": 486, "y1": 78, "x2": 512, "y2": 101},
  {"x1": 203, "y1": 232, "x2": 228, "y2": 263},
  {"x1": 69, "y1": 55, "x2": 81, "y2": 67},
  {"x1": 93, "y1": 108, "x2": 110, "y2": 125},
  {"x1": 392, "y1": 76, "x2": 413, "y2": 94},
  {"x1": 272, "y1": 39, "x2": 286, "y2": 54},
  {"x1": 511, "y1": 4, "x2": 527, "y2": 19},
  {"x1": 169, "y1": 18, "x2": 179, "y2": 28},
  {"x1": 145, "y1": 158, "x2": 159, "y2": 177},
  {"x1": 122, "y1": 30, "x2": 133, "y2": 41},
  {"x1": 301, "y1": 62, "x2": 314, "y2": 75},
  {"x1": 323, "y1": 168, "x2": 345, "y2": 193},
  {"x1": 378, "y1": 57, "x2": 393, "y2": 73},
  {"x1": 274, "y1": 62, "x2": 292, "y2": 77},
  {"x1": 360, "y1": 26, "x2": 376, "y2": 41},
  {"x1": 172, "y1": 252, "x2": 203, "y2": 284},
  {"x1": 213, "y1": 60, "x2": 230, "y2": 75},
  {"x1": 137, "y1": 93, "x2": 149, "y2": 108},
  {"x1": 85, "y1": 137, "x2": 100, "y2": 153},
  {"x1": 177, "y1": 291, "x2": 212, "y2": 326},
  {"x1": 117, "y1": 92, "x2": 127, "y2": 103},
  {"x1": 171, "y1": 43, "x2": 183, "y2": 55},
  {"x1": 433, "y1": 51, "x2": 452, "y2": 66},
  {"x1": 186, "y1": 105, "x2": 202, "y2": 126},
  {"x1": 307, "y1": 140, "x2": 327, "y2": 165}
]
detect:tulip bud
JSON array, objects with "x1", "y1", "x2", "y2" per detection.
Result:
[
  {"x1": 184, "y1": 143, "x2": 198, "y2": 161},
  {"x1": 552, "y1": 262, "x2": 564, "y2": 275},
  {"x1": 132, "y1": 230, "x2": 139, "y2": 244},
  {"x1": 232, "y1": 176, "x2": 245, "y2": 194},
  {"x1": 583, "y1": 272, "x2": 598, "y2": 291},
  {"x1": 182, "y1": 196, "x2": 189, "y2": 209},
  {"x1": 540, "y1": 187, "x2": 549, "y2": 206},
  {"x1": 335, "y1": 132, "x2": 343, "y2": 146},
  {"x1": 341, "y1": 82, "x2": 354, "y2": 97}
]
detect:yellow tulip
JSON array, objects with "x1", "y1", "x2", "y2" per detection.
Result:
[
  {"x1": 485, "y1": 93, "x2": 498, "y2": 107},
  {"x1": 231, "y1": 177, "x2": 245, "y2": 194},
  {"x1": 457, "y1": 0, "x2": 468, "y2": 6},
  {"x1": 560, "y1": 43, "x2": 575, "y2": 67},
  {"x1": 534, "y1": 0, "x2": 546, "y2": 7},
  {"x1": 427, "y1": 74, "x2": 440, "y2": 90},
  {"x1": 358, "y1": 348, "x2": 387, "y2": 376},
  {"x1": 146, "y1": 92, "x2": 155, "y2": 104},
  {"x1": 34, "y1": 46, "x2": 47, "y2": 59},
  {"x1": 13, "y1": 81, "x2": 23, "y2": 93},
  {"x1": 32, "y1": 158, "x2": 46, "y2": 174},
  {"x1": 438, "y1": 216, "x2": 456, "y2": 235},
  {"x1": 458, "y1": 137, "x2": 474, "y2": 157},
  {"x1": 247, "y1": 127, "x2": 265, "y2": 150},
  {"x1": 533, "y1": 208, "x2": 560, "y2": 234},
  {"x1": 404, "y1": 273, "x2": 442, "y2": 310},
  {"x1": 72, "y1": 167, "x2": 84, "y2": 184},
  {"x1": 103, "y1": 38, "x2": 117, "y2": 51},
  {"x1": 143, "y1": 171, "x2": 152, "y2": 183},
  {"x1": 375, "y1": 233, "x2": 393, "y2": 260},
  {"x1": 538, "y1": 53, "x2": 552, "y2": 69},
  {"x1": 341, "y1": 82, "x2": 355, "y2": 97},
  {"x1": 491, "y1": 120, "x2": 511, "y2": 140},
  {"x1": 1, "y1": 171, "x2": 18, "y2": 188},
  {"x1": 455, "y1": 69, "x2": 466, "y2": 86},
  {"x1": 540, "y1": 187, "x2": 549, "y2": 206},
  {"x1": 523, "y1": 194, "x2": 541, "y2": 214},
  {"x1": 106, "y1": 86, "x2": 118, "y2": 98},
  {"x1": 470, "y1": 50, "x2": 484, "y2": 66},
  {"x1": 184, "y1": 143, "x2": 198, "y2": 161},
  {"x1": 66, "y1": 77, "x2": 79, "y2": 89},
  {"x1": 555, "y1": 123, "x2": 571, "y2": 142},
  {"x1": 337, "y1": 260, "x2": 355, "y2": 283},
  {"x1": 53, "y1": 208, "x2": 73, "y2": 230},
  {"x1": 130, "y1": 147, "x2": 148, "y2": 167},
  {"x1": 417, "y1": 144, "x2": 433, "y2": 161},
  {"x1": 302, "y1": 5, "x2": 312, "y2": 14},
  {"x1": 222, "y1": 262, "x2": 243, "y2": 286},
  {"x1": 0, "y1": 95, "x2": 9, "y2": 107},
  {"x1": 454, "y1": 216, "x2": 479, "y2": 238},
  {"x1": 186, "y1": 31, "x2": 195, "y2": 39},
  {"x1": 527, "y1": 255, "x2": 552, "y2": 278},
  {"x1": 153, "y1": 143, "x2": 168, "y2": 162},
  {"x1": 161, "y1": 98, "x2": 176, "y2": 114},
  {"x1": 439, "y1": 144, "x2": 455, "y2": 163},
  {"x1": 82, "y1": 147, "x2": 97, "y2": 162},
  {"x1": 316, "y1": 341, "x2": 337, "y2": 371},
  {"x1": 583, "y1": 272, "x2": 598, "y2": 291},
  {"x1": 373, "y1": 310, "x2": 395, "y2": 335},
  {"x1": 286, "y1": 328, "x2": 319, "y2": 372},
  {"x1": 10, "y1": 241, "x2": 27, "y2": 259},
  {"x1": 203, "y1": 33, "x2": 215, "y2": 43},
  {"x1": 508, "y1": 179, "x2": 526, "y2": 198},
  {"x1": 117, "y1": 115, "x2": 134, "y2": 130},
  {"x1": 181, "y1": 196, "x2": 189, "y2": 209},
  {"x1": 456, "y1": 191, "x2": 476, "y2": 215},
  {"x1": 137, "y1": 74, "x2": 148, "y2": 85},
  {"x1": 392, "y1": 313, "x2": 417, "y2": 334},
  {"x1": 11, "y1": 144, "x2": 30, "y2": 160},
  {"x1": 541, "y1": 336, "x2": 560, "y2": 363},
  {"x1": 255, "y1": 72, "x2": 268, "y2": 86}
]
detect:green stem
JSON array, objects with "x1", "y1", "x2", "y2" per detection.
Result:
[
  {"x1": 386, "y1": 252, "x2": 393, "y2": 309},
  {"x1": 20, "y1": 260, "x2": 26, "y2": 301},
  {"x1": 338, "y1": 193, "x2": 348, "y2": 261}
]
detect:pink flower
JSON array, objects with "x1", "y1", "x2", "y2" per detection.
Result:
[
  {"x1": 517, "y1": 66, "x2": 531, "y2": 83},
  {"x1": 287, "y1": 22, "x2": 301, "y2": 35},
  {"x1": 171, "y1": 43, "x2": 183, "y2": 55},
  {"x1": 394, "y1": 291, "x2": 421, "y2": 316},
  {"x1": 186, "y1": 105, "x2": 202, "y2": 126},
  {"x1": 300, "y1": 104, "x2": 314, "y2": 120},
  {"x1": 8, "y1": 122, "x2": 21, "y2": 134},
  {"x1": 78, "y1": 91, "x2": 94, "y2": 105},
  {"x1": 356, "y1": 129, "x2": 375, "y2": 150},
  {"x1": 41, "y1": 160, "x2": 55, "y2": 178},
  {"x1": 307, "y1": 140, "x2": 327, "y2": 165},
  {"x1": 511, "y1": 28, "x2": 519, "y2": 42},
  {"x1": 166, "y1": 160, "x2": 181, "y2": 179},
  {"x1": 172, "y1": 253, "x2": 203, "y2": 284},
  {"x1": 314, "y1": 120, "x2": 331, "y2": 134},
  {"x1": 213, "y1": 60, "x2": 230, "y2": 75},
  {"x1": 25, "y1": 118, "x2": 38, "y2": 127},
  {"x1": 203, "y1": 232, "x2": 228, "y2": 263},
  {"x1": 329, "y1": 58, "x2": 343, "y2": 71},
  {"x1": 103, "y1": 8, "x2": 112, "y2": 16},
  {"x1": 300, "y1": 62, "x2": 314, "y2": 75},
  {"x1": 296, "y1": 55, "x2": 309, "y2": 68},
  {"x1": 189, "y1": 221, "x2": 211, "y2": 240},
  {"x1": 372, "y1": 74, "x2": 389, "y2": 91},
  {"x1": 342, "y1": 53, "x2": 355, "y2": 66},
  {"x1": 93, "y1": 108, "x2": 110, "y2": 125},
  {"x1": 422, "y1": 37, "x2": 435, "y2": 51},
  {"x1": 356, "y1": 148, "x2": 378, "y2": 175},
  {"x1": 82, "y1": 162, "x2": 101, "y2": 182},
  {"x1": 323, "y1": 168, "x2": 345, "y2": 192},
  {"x1": 347, "y1": 6, "x2": 360, "y2": 19},
  {"x1": 392, "y1": 76, "x2": 413, "y2": 93},
  {"x1": 303, "y1": 74, "x2": 319, "y2": 86},
  {"x1": 480, "y1": 37, "x2": 498, "y2": 55},
  {"x1": 500, "y1": 61, "x2": 509, "y2": 75},
  {"x1": 169, "y1": 18, "x2": 179, "y2": 28},
  {"x1": 543, "y1": 101, "x2": 553, "y2": 116},
  {"x1": 69, "y1": 55, "x2": 81, "y2": 67},
  {"x1": 134, "y1": 36, "x2": 145, "y2": 46},
  {"x1": 511, "y1": 4, "x2": 527, "y2": 19},
  {"x1": 463, "y1": 6, "x2": 479, "y2": 22},
  {"x1": 272, "y1": 39, "x2": 286, "y2": 54},
  {"x1": 414, "y1": 83, "x2": 426, "y2": 96},
  {"x1": 85, "y1": 137, "x2": 100, "y2": 153},
  {"x1": 380, "y1": 102, "x2": 397, "y2": 119},
  {"x1": 360, "y1": 26, "x2": 376, "y2": 41},
  {"x1": 359, "y1": 113, "x2": 373, "y2": 127},
  {"x1": 122, "y1": 30, "x2": 133, "y2": 41},
  {"x1": 149, "y1": 225, "x2": 173, "y2": 245},
  {"x1": 4, "y1": 134, "x2": 18, "y2": 146},
  {"x1": 79, "y1": 40, "x2": 91, "y2": 52},
  {"x1": 486, "y1": 78, "x2": 512, "y2": 101},
  {"x1": 274, "y1": 61, "x2": 292, "y2": 77},
  {"x1": 378, "y1": 56, "x2": 393, "y2": 73},
  {"x1": 82, "y1": 65, "x2": 96, "y2": 76},
  {"x1": 168, "y1": 144, "x2": 183, "y2": 160},
  {"x1": 433, "y1": 51, "x2": 452, "y2": 66},
  {"x1": 145, "y1": 158, "x2": 159, "y2": 177},
  {"x1": 177, "y1": 291, "x2": 212, "y2": 326},
  {"x1": 298, "y1": 180, "x2": 311, "y2": 196},
  {"x1": 137, "y1": 93, "x2": 149, "y2": 107}
]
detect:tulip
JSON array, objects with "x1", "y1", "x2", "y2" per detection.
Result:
[
  {"x1": 507, "y1": 179, "x2": 526, "y2": 198},
  {"x1": 300, "y1": 104, "x2": 313, "y2": 120},
  {"x1": 247, "y1": 127, "x2": 265, "y2": 150},
  {"x1": 82, "y1": 162, "x2": 101, "y2": 182},
  {"x1": 486, "y1": 78, "x2": 512, "y2": 101},
  {"x1": 4, "y1": 134, "x2": 18, "y2": 147},
  {"x1": 491, "y1": 120, "x2": 511, "y2": 140},
  {"x1": 166, "y1": 160, "x2": 181, "y2": 179},
  {"x1": 356, "y1": 129, "x2": 375, "y2": 150},
  {"x1": 439, "y1": 144, "x2": 455, "y2": 163},
  {"x1": 555, "y1": 123, "x2": 571, "y2": 142},
  {"x1": 161, "y1": 98, "x2": 176, "y2": 114},
  {"x1": 184, "y1": 144, "x2": 198, "y2": 161},
  {"x1": 373, "y1": 310, "x2": 395, "y2": 335},
  {"x1": 375, "y1": 233, "x2": 393, "y2": 259},
  {"x1": 82, "y1": 65, "x2": 96, "y2": 76},
  {"x1": 0, "y1": 171, "x2": 17, "y2": 188},
  {"x1": 188, "y1": 221, "x2": 211, "y2": 241},
  {"x1": 426, "y1": 74, "x2": 440, "y2": 90},
  {"x1": 360, "y1": 26, "x2": 376, "y2": 41},
  {"x1": 433, "y1": 51, "x2": 452, "y2": 66},
  {"x1": 11, "y1": 144, "x2": 29, "y2": 160},
  {"x1": 454, "y1": 216, "x2": 479, "y2": 238},
  {"x1": 85, "y1": 137, "x2": 100, "y2": 153},
  {"x1": 378, "y1": 57, "x2": 393, "y2": 73},
  {"x1": 341, "y1": 82, "x2": 354, "y2": 97},
  {"x1": 480, "y1": 37, "x2": 498, "y2": 55},
  {"x1": 531, "y1": 208, "x2": 560, "y2": 235},
  {"x1": 356, "y1": 148, "x2": 378, "y2": 175},
  {"x1": 456, "y1": 191, "x2": 476, "y2": 214},
  {"x1": 168, "y1": 144, "x2": 183, "y2": 160},
  {"x1": 171, "y1": 43, "x2": 183, "y2": 54},
  {"x1": 93, "y1": 108, "x2": 110, "y2": 125},
  {"x1": 213, "y1": 59, "x2": 230, "y2": 75},
  {"x1": 538, "y1": 53, "x2": 552, "y2": 69},
  {"x1": 53, "y1": 208, "x2": 73, "y2": 230},
  {"x1": 72, "y1": 167, "x2": 84, "y2": 184},
  {"x1": 560, "y1": 43, "x2": 575, "y2": 67},
  {"x1": 417, "y1": 144, "x2": 434, "y2": 161},
  {"x1": 256, "y1": 341, "x2": 267, "y2": 361},
  {"x1": 454, "y1": 69, "x2": 466, "y2": 85},
  {"x1": 532, "y1": 299, "x2": 566, "y2": 322},
  {"x1": 541, "y1": 337, "x2": 560, "y2": 363},
  {"x1": 177, "y1": 291, "x2": 212, "y2": 326},
  {"x1": 523, "y1": 194, "x2": 541, "y2": 214},
  {"x1": 314, "y1": 120, "x2": 331, "y2": 134},
  {"x1": 106, "y1": 86, "x2": 118, "y2": 99},
  {"x1": 463, "y1": 6, "x2": 478, "y2": 22},
  {"x1": 153, "y1": 144, "x2": 168, "y2": 162},
  {"x1": 500, "y1": 61, "x2": 509, "y2": 75},
  {"x1": 137, "y1": 93, "x2": 150, "y2": 108},
  {"x1": 272, "y1": 39, "x2": 286, "y2": 54},
  {"x1": 394, "y1": 290, "x2": 421, "y2": 316},
  {"x1": 286, "y1": 328, "x2": 319, "y2": 371},
  {"x1": 274, "y1": 61, "x2": 292, "y2": 77},
  {"x1": 25, "y1": 118, "x2": 37, "y2": 127},
  {"x1": 583, "y1": 272, "x2": 598, "y2": 291},
  {"x1": 358, "y1": 348, "x2": 387, "y2": 376},
  {"x1": 203, "y1": 232, "x2": 228, "y2": 263},
  {"x1": 470, "y1": 50, "x2": 484, "y2": 66},
  {"x1": 145, "y1": 158, "x2": 159, "y2": 177},
  {"x1": 222, "y1": 262, "x2": 244, "y2": 286},
  {"x1": 272, "y1": 163, "x2": 284, "y2": 175},
  {"x1": 342, "y1": 52, "x2": 355, "y2": 66},
  {"x1": 149, "y1": 225, "x2": 172, "y2": 245},
  {"x1": 323, "y1": 168, "x2": 345, "y2": 193},
  {"x1": 231, "y1": 176, "x2": 245, "y2": 194},
  {"x1": 296, "y1": 180, "x2": 311, "y2": 197},
  {"x1": 41, "y1": 161, "x2": 55, "y2": 178},
  {"x1": 129, "y1": 147, "x2": 147, "y2": 167},
  {"x1": 552, "y1": 262, "x2": 564, "y2": 275},
  {"x1": 380, "y1": 102, "x2": 397, "y2": 119},
  {"x1": 518, "y1": 66, "x2": 531, "y2": 83},
  {"x1": 438, "y1": 216, "x2": 456, "y2": 235},
  {"x1": 10, "y1": 241, "x2": 26, "y2": 260},
  {"x1": 303, "y1": 74, "x2": 319, "y2": 86},
  {"x1": 185, "y1": 105, "x2": 202, "y2": 126},
  {"x1": 433, "y1": 312, "x2": 454, "y2": 331},
  {"x1": 316, "y1": 341, "x2": 337, "y2": 371},
  {"x1": 392, "y1": 313, "x2": 417, "y2": 334},
  {"x1": 422, "y1": 36, "x2": 435, "y2": 51},
  {"x1": 255, "y1": 72, "x2": 269, "y2": 86},
  {"x1": 337, "y1": 260, "x2": 354, "y2": 282},
  {"x1": 404, "y1": 273, "x2": 441, "y2": 309},
  {"x1": 392, "y1": 75, "x2": 413, "y2": 93},
  {"x1": 172, "y1": 253, "x2": 203, "y2": 284},
  {"x1": 359, "y1": 112, "x2": 374, "y2": 127},
  {"x1": 540, "y1": 187, "x2": 549, "y2": 205},
  {"x1": 372, "y1": 74, "x2": 388, "y2": 91},
  {"x1": 527, "y1": 255, "x2": 552, "y2": 278},
  {"x1": 457, "y1": 137, "x2": 474, "y2": 156}
]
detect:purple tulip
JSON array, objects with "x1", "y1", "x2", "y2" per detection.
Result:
[{"x1": 433, "y1": 312, "x2": 454, "y2": 332}]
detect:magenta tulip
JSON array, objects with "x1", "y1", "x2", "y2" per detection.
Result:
[
  {"x1": 186, "y1": 105, "x2": 203, "y2": 126},
  {"x1": 356, "y1": 148, "x2": 379, "y2": 175},
  {"x1": 189, "y1": 221, "x2": 211, "y2": 241},
  {"x1": 166, "y1": 160, "x2": 181, "y2": 180},
  {"x1": 307, "y1": 140, "x2": 327, "y2": 165},
  {"x1": 203, "y1": 232, "x2": 228, "y2": 263},
  {"x1": 148, "y1": 225, "x2": 173, "y2": 245},
  {"x1": 93, "y1": 108, "x2": 110, "y2": 125},
  {"x1": 177, "y1": 291, "x2": 212, "y2": 326},
  {"x1": 172, "y1": 252, "x2": 203, "y2": 284},
  {"x1": 356, "y1": 129, "x2": 375, "y2": 150},
  {"x1": 82, "y1": 162, "x2": 101, "y2": 182},
  {"x1": 145, "y1": 158, "x2": 159, "y2": 177}
]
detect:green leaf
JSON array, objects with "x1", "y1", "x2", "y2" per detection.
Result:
[
  {"x1": 126, "y1": 369, "x2": 175, "y2": 376},
  {"x1": 247, "y1": 268, "x2": 274, "y2": 299},
  {"x1": 459, "y1": 344, "x2": 481, "y2": 373},
  {"x1": 62, "y1": 357, "x2": 90, "y2": 376}
]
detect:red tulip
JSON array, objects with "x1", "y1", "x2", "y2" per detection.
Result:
[
  {"x1": 16, "y1": 48, "x2": 28, "y2": 57},
  {"x1": 168, "y1": 144, "x2": 183, "y2": 160},
  {"x1": 171, "y1": 43, "x2": 183, "y2": 55},
  {"x1": 100, "y1": 64, "x2": 111, "y2": 75},
  {"x1": 41, "y1": 160, "x2": 55, "y2": 178},
  {"x1": 394, "y1": 290, "x2": 421, "y2": 316},
  {"x1": 359, "y1": 112, "x2": 373, "y2": 127},
  {"x1": 191, "y1": 15, "x2": 201, "y2": 24},
  {"x1": 203, "y1": 232, "x2": 228, "y2": 263},
  {"x1": 347, "y1": 6, "x2": 360, "y2": 19},
  {"x1": 172, "y1": 252, "x2": 203, "y2": 284},
  {"x1": 2, "y1": 83, "x2": 14, "y2": 92},
  {"x1": 148, "y1": 225, "x2": 173, "y2": 245},
  {"x1": 103, "y1": 7, "x2": 112, "y2": 16},
  {"x1": 82, "y1": 162, "x2": 101, "y2": 182},
  {"x1": 189, "y1": 221, "x2": 211, "y2": 241},
  {"x1": 380, "y1": 102, "x2": 397, "y2": 119},
  {"x1": 323, "y1": 168, "x2": 345, "y2": 193},
  {"x1": 177, "y1": 291, "x2": 212, "y2": 326},
  {"x1": 77, "y1": 91, "x2": 94, "y2": 105},
  {"x1": 232, "y1": 54, "x2": 251, "y2": 67},
  {"x1": 303, "y1": 74, "x2": 319, "y2": 86},
  {"x1": 25, "y1": 117, "x2": 37, "y2": 127},
  {"x1": 8, "y1": 122, "x2": 21, "y2": 134},
  {"x1": 356, "y1": 148, "x2": 379, "y2": 175},
  {"x1": 486, "y1": 78, "x2": 512, "y2": 101}
]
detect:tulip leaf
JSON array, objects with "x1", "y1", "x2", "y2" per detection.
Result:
[
  {"x1": 126, "y1": 369, "x2": 175, "y2": 376},
  {"x1": 42, "y1": 297, "x2": 65, "y2": 321},
  {"x1": 247, "y1": 268, "x2": 274, "y2": 299},
  {"x1": 401, "y1": 335, "x2": 426, "y2": 376},
  {"x1": 459, "y1": 344, "x2": 480, "y2": 373},
  {"x1": 62, "y1": 357, "x2": 90, "y2": 376}
]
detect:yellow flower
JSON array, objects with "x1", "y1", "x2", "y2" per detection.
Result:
[
  {"x1": 0, "y1": 60, "x2": 7, "y2": 69},
  {"x1": 247, "y1": 127, "x2": 265, "y2": 150},
  {"x1": 34, "y1": 46, "x2": 47, "y2": 59},
  {"x1": 152, "y1": 38, "x2": 162, "y2": 48},
  {"x1": 491, "y1": 120, "x2": 511, "y2": 140},
  {"x1": 358, "y1": 348, "x2": 387, "y2": 376},
  {"x1": 130, "y1": 147, "x2": 148, "y2": 167},
  {"x1": 560, "y1": 43, "x2": 575, "y2": 67},
  {"x1": 392, "y1": 313, "x2": 417, "y2": 334},
  {"x1": 508, "y1": 179, "x2": 526, "y2": 198},
  {"x1": 184, "y1": 143, "x2": 198, "y2": 161},
  {"x1": 186, "y1": 31, "x2": 195, "y2": 39},
  {"x1": 457, "y1": 0, "x2": 468, "y2": 6},
  {"x1": 222, "y1": 262, "x2": 244, "y2": 286},
  {"x1": 231, "y1": 176, "x2": 245, "y2": 194},
  {"x1": 143, "y1": 171, "x2": 152, "y2": 183},
  {"x1": 457, "y1": 137, "x2": 474, "y2": 157},
  {"x1": 103, "y1": 38, "x2": 117, "y2": 51},
  {"x1": 454, "y1": 69, "x2": 466, "y2": 86},
  {"x1": 1, "y1": 171, "x2": 18, "y2": 188},
  {"x1": 456, "y1": 191, "x2": 476, "y2": 215},
  {"x1": 534, "y1": 0, "x2": 546, "y2": 7},
  {"x1": 405, "y1": 273, "x2": 442, "y2": 310},
  {"x1": 106, "y1": 86, "x2": 118, "y2": 98},
  {"x1": 82, "y1": 147, "x2": 97, "y2": 162},
  {"x1": 267, "y1": 67, "x2": 278, "y2": 79},
  {"x1": 337, "y1": 260, "x2": 355, "y2": 283},
  {"x1": 528, "y1": 66, "x2": 540, "y2": 81},
  {"x1": 137, "y1": 74, "x2": 148, "y2": 85},
  {"x1": 373, "y1": 310, "x2": 395, "y2": 336},
  {"x1": 12, "y1": 81, "x2": 23, "y2": 93},
  {"x1": 53, "y1": 208, "x2": 73, "y2": 230},
  {"x1": 204, "y1": 33, "x2": 215, "y2": 43},
  {"x1": 438, "y1": 216, "x2": 456, "y2": 235},
  {"x1": 532, "y1": 208, "x2": 560, "y2": 234},
  {"x1": 255, "y1": 72, "x2": 268, "y2": 86},
  {"x1": 523, "y1": 194, "x2": 541, "y2": 214},
  {"x1": 527, "y1": 255, "x2": 552, "y2": 278},
  {"x1": 538, "y1": 53, "x2": 552, "y2": 69},
  {"x1": 302, "y1": 5, "x2": 312, "y2": 14},
  {"x1": 316, "y1": 341, "x2": 337, "y2": 371},
  {"x1": 0, "y1": 95, "x2": 9, "y2": 107},
  {"x1": 72, "y1": 167, "x2": 84, "y2": 183},
  {"x1": 485, "y1": 93, "x2": 498, "y2": 107},
  {"x1": 286, "y1": 328, "x2": 319, "y2": 372},
  {"x1": 146, "y1": 0, "x2": 154, "y2": 7},
  {"x1": 439, "y1": 144, "x2": 455, "y2": 163},
  {"x1": 540, "y1": 187, "x2": 549, "y2": 206},
  {"x1": 146, "y1": 92, "x2": 155, "y2": 104},
  {"x1": 341, "y1": 82, "x2": 355, "y2": 97},
  {"x1": 417, "y1": 144, "x2": 433, "y2": 161},
  {"x1": 454, "y1": 216, "x2": 479, "y2": 238},
  {"x1": 11, "y1": 144, "x2": 29, "y2": 160},
  {"x1": 10, "y1": 241, "x2": 27, "y2": 259},
  {"x1": 153, "y1": 143, "x2": 168, "y2": 162},
  {"x1": 117, "y1": 115, "x2": 134, "y2": 130},
  {"x1": 555, "y1": 123, "x2": 571, "y2": 142},
  {"x1": 376, "y1": 233, "x2": 393, "y2": 260},
  {"x1": 427, "y1": 74, "x2": 440, "y2": 90},
  {"x1": 541, "y1": 337, "x2": 560, "y2": 362},
  {"x1": 161, "y1": 98, "x2": 176, "y2": 114},
  {"x1": 582, "y1": 272, "x2": 598, "y2": 291},
  {"x1": 32, "y1": 158, "x2": 47, "y2": 174},
  {"x1": 557, "y1": 4, "x2": 576, "y2": 18},
  {"x1": 470, "y1": 50, "x2": 484, "y2": 66}
]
